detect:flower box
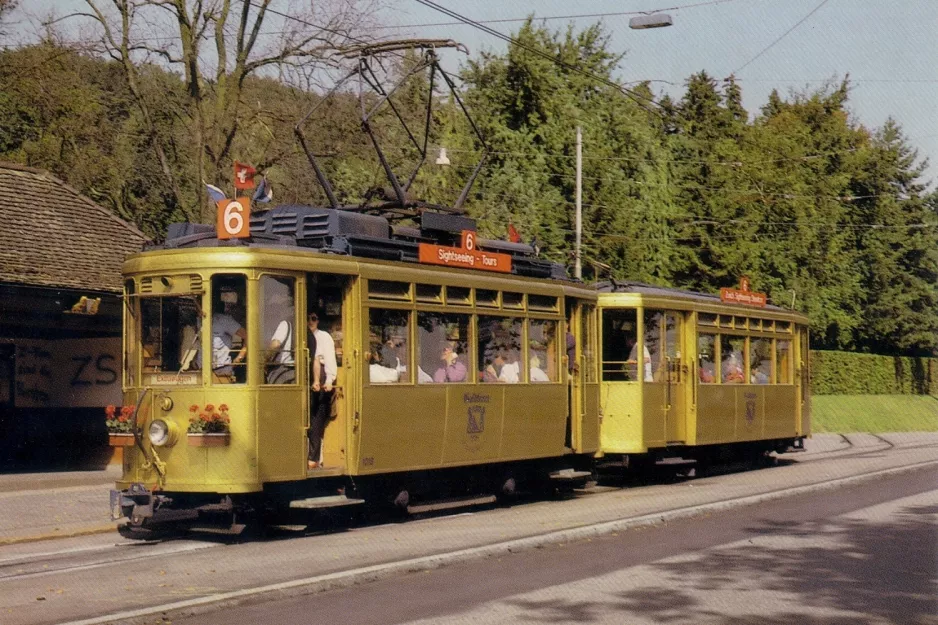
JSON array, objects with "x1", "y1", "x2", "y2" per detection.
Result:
[
  {"x1": 108, "y1": 433, "x2": 135, "y2": 446},
  {"x1": 187, "y1": 433, "x2": 230, "y2": 447}
]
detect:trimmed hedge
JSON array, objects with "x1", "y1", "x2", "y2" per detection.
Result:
[{"x1": 810, "y1": 351, "x2": 938, "y2": 395}]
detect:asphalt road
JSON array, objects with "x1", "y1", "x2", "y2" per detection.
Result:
[{"x1": 174, "y1": 465, "x2": 938, "y2": 625}]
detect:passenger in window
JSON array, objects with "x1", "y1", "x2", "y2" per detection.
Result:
[
  {"x1": 266, "y1": 291, "x2": 295, "y2": 384},
  {"x1": 210, "y1": 295, "x2": 247, "y2": 383},
  {"x1": 433, "y1": 342, "x2": 467, "y2": 383},
  {"x1": 751, "y1": 365, "x2": 769, "y2": 384},
  {"x1": 722, "y1": 352, "x2": 744, "y2": 384},
  {"x1": 368, "y1": 346, "x2": 400, "y2": 383},
  {"x1": 497, "y1": 352, "x2": 521, "y2": 383},
  {"x1": 699, "y1": 359, "x2": 715, "y2": 383},
  {"x1": 530, "y1": 353, "x2": 550, "y2": 382},
  {"x1": 626, "y1": 338, "x2": 653, "y2": 382}
]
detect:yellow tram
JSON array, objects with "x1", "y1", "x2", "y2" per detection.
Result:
[
  {"x1": 597, "y1": 282, "x2": 810, "y2": 469},
  {"x1": 112, "y1": 208, "x2": 599, "y2": 534}
]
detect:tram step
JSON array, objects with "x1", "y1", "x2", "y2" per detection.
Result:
[
  {"x1": 548, "y1": 469, "x2": 592, "y2": 481},
  {"x1": 289, "y1": 495, "x2": 366, "y2": 510}
]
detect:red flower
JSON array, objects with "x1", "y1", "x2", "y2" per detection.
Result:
[
  {"x1": 118, "y1": 415, "x2": 128, "y2": 423},
  {"x1": 218, "y1": 404, "x2": 229, "y2": 412},
  {"x1": 120, "y1": 405, "x2": 135, "y2": 417},
  {"x1": 204, "y1": 404, "x2": 215, "y2": 412},
  {"x1": 105, "y1": 405, "x2": 116, "y2": 418},
  {"x1": 189, "y1": 404, "x2": 199, "y2": 413}
]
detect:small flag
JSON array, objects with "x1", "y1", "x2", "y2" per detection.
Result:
[
  {"x1": 204, "y1": 182, "x2": 227, "y2": 203},
  {"x1": 233, "y1": 162, "x2": 256, "y2": 189},
  {"x1": 508, "y1": 222, "x2": 521, "y2": 243},
  {"x1": 252, "y1": 177, "x2": 273, "y2": 203}
]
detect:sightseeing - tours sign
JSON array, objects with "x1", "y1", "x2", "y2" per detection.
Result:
[
  {"x1": 418, "y1": 230, "x2": 512, "y2": 273},
  {"x1": 720, "y1": 276, "x2": 767, "y2": 307}
]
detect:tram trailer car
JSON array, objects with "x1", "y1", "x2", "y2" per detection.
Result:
[
  {"x1": 111, "y1": 206, "x2": 600, "y2": 535},
  {"x1": 596, "y1": 282, "x2": 810, "y2": 472}
]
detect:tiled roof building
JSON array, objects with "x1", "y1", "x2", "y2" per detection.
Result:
[
  {"x1": 0, "y1": 162, "x2": 147, "y2": 291},
  {"x1": 0, "y1": 162, "x2": 148, "y2": 469}
]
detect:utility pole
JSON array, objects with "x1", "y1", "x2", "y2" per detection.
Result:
[{"x1": 575, "y1": 125, "x2": 582, "y2": 280}]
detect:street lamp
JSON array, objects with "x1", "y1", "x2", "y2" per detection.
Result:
[{"x1": 629, "y1": 13, "x2": 673, "y2": 29}]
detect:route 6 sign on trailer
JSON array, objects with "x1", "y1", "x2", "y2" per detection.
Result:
[{"x1": 217, "y1": 197, "x2": 251, "y2": 239}]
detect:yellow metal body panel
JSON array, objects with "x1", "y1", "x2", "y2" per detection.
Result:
[{"x1": 600, "y1": 382, "x2": 645, "y2": 453}]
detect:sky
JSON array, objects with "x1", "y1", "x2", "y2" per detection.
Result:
[{"x1": 16, "y1": 0, "x2": 938, "y2": 186}]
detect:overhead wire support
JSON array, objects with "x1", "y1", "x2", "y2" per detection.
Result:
[{"x1": 293, "y1": 38, "x2": 487, "y2": 217}]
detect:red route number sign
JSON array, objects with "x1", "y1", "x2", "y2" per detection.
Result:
[
  {"x1": 217, "y1": 197, "x2": 251, "y2": 239},
  {"x1": 418, "y1": 229, "x2": 511, "y2": 273}
]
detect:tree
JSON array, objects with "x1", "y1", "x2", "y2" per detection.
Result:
[{"x1": 66, "y1": 0, "x2": 379, "y2": 221}]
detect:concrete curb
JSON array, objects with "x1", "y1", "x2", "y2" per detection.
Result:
[{"x1": 60, "y1": 458, "x2": 938, "y2": 625}]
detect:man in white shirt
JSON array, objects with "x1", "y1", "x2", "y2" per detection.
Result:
[{"x1": 308, "y1": 312, "x2": 337, "y2": 468}]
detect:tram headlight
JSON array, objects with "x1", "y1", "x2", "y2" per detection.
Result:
[{"x1": 148, "y1": 419, "x2": 178, "y2": 447}]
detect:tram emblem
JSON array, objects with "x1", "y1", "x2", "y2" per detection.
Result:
[{"x1": 467, "y1": 405, "x2": 485, "y2": 434}]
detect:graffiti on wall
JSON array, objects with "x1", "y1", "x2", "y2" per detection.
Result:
[{"x1": 15, "y1": 339, "x2": 121, "y2": 408}]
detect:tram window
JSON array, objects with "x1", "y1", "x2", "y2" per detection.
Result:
[
  {"x1": 749, "y1": 338, "x2": 771, "y2": 384},
  {"x1": 720, "y1": 335, "x2": 745, "y2": 384},
  {"x1": 210, "y1": 275, "x2": 247, "y2": 384},
  {"x1": 503, "y1": 292, "x2": 525, "y2": 310},
  {"x1": 581, "y1": 305, "x2": 598, "y2": 384},
  {"x1": 601, "y1": 308, "x2": 638, "y2": 382},
  {"x1": 261, "y1": 276, "x2": 296, "y2": 385},
  {"x1": 528, "y1": 319, "x2": 558, "y2": 382},
  {"x1": 697, "y1": 334, "x2": 716, "y2": 383},
  {"x1": 415, "y1": 284, "x2": 443, "y2": 304},
  {"x1": 528, "y1": 294, "x2": 558, "y2": 313},
  {"x1": 417, "y1": 312, "x2": 470, "y2": 383},
  {"x1": 643, "y1": 310, "x2": 665, "y2": 382},
  {"x1": 478, "y1": 316, "x2": 522, "y2": 383},
  {"x1": 369, "y1": 280, "x2": 411, "y2": 301},
  {"x1": 476, "y1": 289, "x2": 499, "y2": 308},
  {"x1": 698, "y1": 313, "x2": 717, "y2": 326},
  {"x1": 140, "y1": 295, "x2": 202, "y2": 383},
  {"x1": 750, "y1": 318, "x2": 763, "y2": 331},
  {"x1": 776, "y1": 339, "x2": 792, "y2": 384},
  {"x1": 764, "y1": 320, "x2": 776, "y2": 332},
  {"x1": 718, "y1": 315, "x2": 732, "y2": 328},
  {"x1": 776, "y1": 321, "x2": 792, "y2": 333},
  {"x1": 368, "y1": 309, "x2": 410, "y2": 384},
  {"x1": 446, "y1": 286, "x2": 471, "y2": 306}
]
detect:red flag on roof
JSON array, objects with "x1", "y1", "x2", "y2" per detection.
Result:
[
  {"x1": 508, "y1": 222, "x2": 521, "y2": 243},
  {"x1": 233, "y1": 162, "x2": 256, "y2": 189}
]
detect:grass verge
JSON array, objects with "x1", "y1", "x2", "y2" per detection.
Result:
[{"x1": 812, "y1": 394, "x2": 938, "y2": 433}]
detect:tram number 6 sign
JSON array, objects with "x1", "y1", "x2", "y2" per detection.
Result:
[{"x1": 217, "y1": 197, "x2": 251, "y2": 240}]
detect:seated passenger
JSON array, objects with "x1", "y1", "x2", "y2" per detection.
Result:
[
  {"x1": 498, "y1": 354, "x2": 521, "y2": 384},
  {"x1": 433, "y1": 342, "x2": 467, "y2": 383},
  {"x1": 368, "y1": 347, "x2": 399, "y2": 383},
  {"x1": 530, "y1": 353, "x2": 550, "y2": 383},
  {"x1": 722, "y1": 353, "x2": 744, "y2": 384},
  {"x1": 751, "y1": 365, "x2": 769, "y2": 384},
  {"x1": 699, "y1": 361, "x2": 715, "y2": 383}
]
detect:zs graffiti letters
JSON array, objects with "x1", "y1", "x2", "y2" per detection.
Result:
[{"x1": 70, "y1": 354, "x2": 118, "y2": 387}]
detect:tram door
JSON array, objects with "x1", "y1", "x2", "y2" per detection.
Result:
[
  {"x1": 567, "y1": 300, "x2": 599, "y2": 453},
  {"x1": 306, "y1": 274, "x2": 352, "y2": 470},
  {"x1": 644, "y1": 309, "x2": 687, "y2": 444}
]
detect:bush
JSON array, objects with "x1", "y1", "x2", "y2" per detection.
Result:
[{"x1": 810, "y1": 351, "x2": 938, "y2": 395}]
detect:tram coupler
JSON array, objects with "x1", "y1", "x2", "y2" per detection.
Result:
[{"x1": 110, "y1": 482, "x2": 168, "y2": 522}]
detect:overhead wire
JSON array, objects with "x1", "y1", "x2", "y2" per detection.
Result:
[{"x1": 729, "y1": 0, "x2": 831, "y2": 76}]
